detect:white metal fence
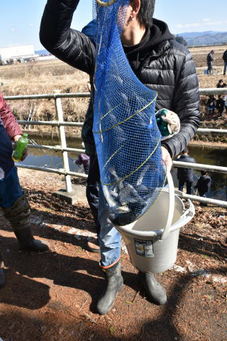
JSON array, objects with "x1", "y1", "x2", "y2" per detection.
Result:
[{"x1": 5, "y1": 89, "x2": 227, "y2": 208}]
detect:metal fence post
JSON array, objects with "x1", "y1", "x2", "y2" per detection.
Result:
[{"x1": 55, "y1": 96, "x2": 73, "y2": 192}]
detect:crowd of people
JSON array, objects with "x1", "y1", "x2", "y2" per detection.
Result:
[{"x1": 205, "y1": 79, "x2": 227, "y2": 116}]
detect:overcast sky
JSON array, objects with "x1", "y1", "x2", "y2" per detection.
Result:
[{"x1": 1, "y1": 0, "x2": 227, "y2": 50}]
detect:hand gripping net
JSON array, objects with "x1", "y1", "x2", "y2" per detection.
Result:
[{"x1": 93, "y1": 0, "x2": 166, "y2": 225}]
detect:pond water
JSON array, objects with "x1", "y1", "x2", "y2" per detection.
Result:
[{"x1": 18, "y1": 136, "x2": 227, "y2": 201}]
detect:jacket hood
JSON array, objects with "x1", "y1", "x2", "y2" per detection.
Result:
[
  {"x1": 124, "y1": 19, "x2": 174, "y2": 71},
  {"x1": 124, "y1": 19, "x2": 174, "y2": 57}
]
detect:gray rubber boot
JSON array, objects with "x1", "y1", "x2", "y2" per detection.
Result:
[
  {"x1": 3, "y1": 195, "x2": 49, "y2": 252},
  {"x1": 0, "y1": 258, "x2": 6, "y2": 288},
  {"x1": 141, "y1": 272, "x2": 167, "y2": 305},
  {"x1": 97, "y1": 262, "x2": 124, "y2": 315},
  {"x1": 14, "y1": 228, "x2": 49, "y2": 252}
]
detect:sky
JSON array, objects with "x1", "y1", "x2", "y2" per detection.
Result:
[{"x1": 1, "y1": 0, "x2": 227, "y2": 50}]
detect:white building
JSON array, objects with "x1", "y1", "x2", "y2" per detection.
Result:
[{"x1": 0, "y1": 45, "x2": 38, "y2": 64}]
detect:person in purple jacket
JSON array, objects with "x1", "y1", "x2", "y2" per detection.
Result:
[{"x1": 0, "y1": 95, "x2": 49, "y2": 288}]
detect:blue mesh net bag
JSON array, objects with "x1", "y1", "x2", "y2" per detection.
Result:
[{"x1": 93, "y1": 0, "x2": 166, "y2": 225}]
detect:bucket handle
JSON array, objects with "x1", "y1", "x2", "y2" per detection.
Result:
[
  {"x1": 161, "y1": 171, "x2": 175, "y2": 240},
  {"x1": 168, "y1": 198, "x2": 195, "y2": 234}
]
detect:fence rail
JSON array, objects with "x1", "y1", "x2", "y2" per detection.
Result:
[{"x1": 5, "y1": 91, "x2": 227, "y2": 208}]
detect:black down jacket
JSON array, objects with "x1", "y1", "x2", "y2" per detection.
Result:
[{"x1": 40, "y1": 0, "x2": 200, "y2": 158}]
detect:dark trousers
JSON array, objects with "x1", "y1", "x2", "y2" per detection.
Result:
[
  {"x1": 224, "y1": 61, "x2": 227, "y2": 75},
  {"x1": 178, "y1": 180, "x2": 193, "y2": 194},
  {"x1": 207, "y1": 62, "x2": 213, "y2": 74},
  {"x1": 198, "y1": 190, "x2": 207, "y2": 197},
  {"x1": 86, "y1": 154, "x2": 100, "y2": 235}
]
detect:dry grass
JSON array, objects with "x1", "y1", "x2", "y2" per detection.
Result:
[
  {"x1": 0, "y1": 60, "x2": 90, "y2": 136},
  {"x1": 0, "y1": 59, "x2": 89, "y2": 94},
  {"x1": 0, "y1": 45, "x2": 226, "y2": 132}
]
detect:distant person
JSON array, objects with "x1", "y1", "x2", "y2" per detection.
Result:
[
  {"x1": 177, "y1": 149, "x2": 196, "y2": 194},
  {"x1": 206, "y1": 95, "x2": 216, "y2": 115},
  {"x1": 75, "y1": 153, "x2": 90, "y2": 175},
  {"x1": 207, "y1": 50, "x2": 214, "y2": 75},
  {"x1": 222, "y1": 49, "x2": 227, "y2": 75},
  {"x1": 216, "y1": 79, "x2": 226, "y2": 88},
  {"x1": 216, "y1": 95, "x2": 225, "y2": 115},
  {"x1": 195, "y1": 171, "x2": 211, "y2": 206}
]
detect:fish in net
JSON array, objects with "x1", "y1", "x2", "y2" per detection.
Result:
[{"x1": 93, "y1": 0, "x2": 166, "y2": 225}]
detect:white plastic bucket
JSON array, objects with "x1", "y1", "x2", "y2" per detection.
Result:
[{"x1": 116, "y1": 173, "x2": 195, "y2": 273}]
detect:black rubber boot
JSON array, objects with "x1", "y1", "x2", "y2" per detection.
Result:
[
  {"x1": 0, "y1": 259, "x2": 6, "y2": 288},
  {"x1": 140, "y1": 272, "x2": 167, "y2": 305},
  {"x1": 14, "y1": 228, "x2": 49, "y2": 252},
  {"x1": 97, "y1": 262, "x2": 124, "y2": 315}
]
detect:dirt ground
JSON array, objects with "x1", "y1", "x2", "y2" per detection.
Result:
[{"x1": 0, "y1": 169, "x2": 226, "y2": 341}]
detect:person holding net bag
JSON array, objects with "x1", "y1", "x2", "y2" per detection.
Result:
[{"x1": 40, "y1": 0, "x2": 200, "y2": 315}]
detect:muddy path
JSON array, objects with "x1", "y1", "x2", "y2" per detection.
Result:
[{"x1": 0, "y1": 169, "x2": 226, "y2": 341}]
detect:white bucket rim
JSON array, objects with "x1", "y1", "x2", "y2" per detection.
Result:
[{"x1": 116, "y1": 197, "x2": 195, "y2": 238}]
